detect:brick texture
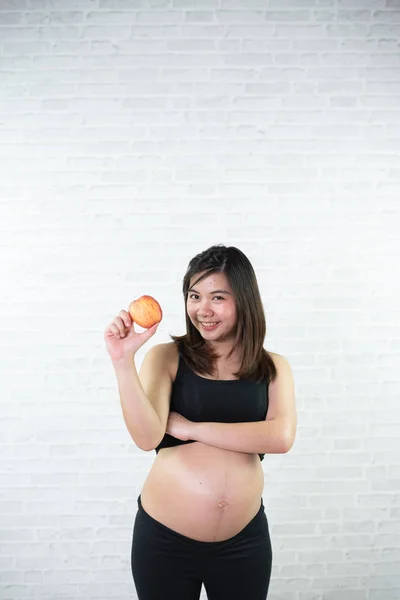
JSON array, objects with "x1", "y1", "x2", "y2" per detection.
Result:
[{"x1": 1, "y1": 1, "x2": 399, "y2": 599}]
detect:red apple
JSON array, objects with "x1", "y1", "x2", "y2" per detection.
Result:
[{"x1": 129, "y1": 295, "x2": 163, "y2": 329}]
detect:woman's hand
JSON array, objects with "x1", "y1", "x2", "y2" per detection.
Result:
[
  {"x1": 104, "y1": 309, "x2": 160, "y2": 362},
  {"x1": 166, "y1": 412, "x2": 194, "y2": 441}
]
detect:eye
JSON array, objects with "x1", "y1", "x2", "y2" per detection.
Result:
[
  {"x1": 213, "y1": 296, "x2": 224, "y2": 300},
  {"x1": 189, "y1": 293, "x2": 199, "y2": 300}
]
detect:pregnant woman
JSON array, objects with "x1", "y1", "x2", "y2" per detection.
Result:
[{"x1": 104, "y1": 244, "x2": 297, "y2": 600}]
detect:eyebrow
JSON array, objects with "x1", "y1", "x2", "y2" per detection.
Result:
[{"x1": 188, "y1": 288, "x2": 231, "y2": 295}]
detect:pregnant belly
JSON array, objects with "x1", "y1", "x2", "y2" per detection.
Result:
[{"x1": 140, "y1": 441, "x2": 265, "y2": 542}]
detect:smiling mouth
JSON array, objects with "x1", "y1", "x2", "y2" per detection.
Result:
[{"x1": 199, "y1": 322, "x2": 221, "y2": 329}]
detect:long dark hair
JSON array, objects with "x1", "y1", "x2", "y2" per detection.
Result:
[{"x1": 170, "y1": 244, "x2": 277, "y2": 383}]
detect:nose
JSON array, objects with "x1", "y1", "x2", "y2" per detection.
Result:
[{"x1": 197, "y1": 298, "x2": 214, "y2": 317}]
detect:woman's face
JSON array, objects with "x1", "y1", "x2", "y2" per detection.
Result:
[{"x1": 186, "y1": 271, "x2": 238, "y2": 343}]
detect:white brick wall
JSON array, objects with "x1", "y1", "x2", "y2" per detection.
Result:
[{"x1": 1, "y1": 1, "x2": 399, "y2": 599}]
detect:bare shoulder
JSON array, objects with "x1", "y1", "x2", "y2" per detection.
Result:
[
  {"x1": 266, "y1": 350, "x2": 283, "y2": 364},
  {"x1": 266, "y1": 353, "x2": 295, "y2": 415},
  {"x1": 158, "y1": 341, "x2": 179, "y2": 360},
  {"x1": 266, "y1": 350, "x2": 293, "y2": 373},
  {"x1": 149, "y1": 341, "x2": 179, "y2": 380}
]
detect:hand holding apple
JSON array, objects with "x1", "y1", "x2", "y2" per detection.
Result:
[{"x1": 104, "y1": 295, "x2": 163, "y2": 362}]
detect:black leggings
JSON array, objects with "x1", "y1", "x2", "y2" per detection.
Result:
[{"x1": 131, "y1": 494, "x2": 272, "y2": 600}]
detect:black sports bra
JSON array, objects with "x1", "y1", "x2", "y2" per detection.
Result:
[{"x1": 155, "y1": 343, "x2": 269, "y2": 461}]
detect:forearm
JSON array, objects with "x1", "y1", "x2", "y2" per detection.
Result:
[
  {"x1": 191, "y1": 419, "x2": 293, "y2": 455},
  {"x1": 112, "y1": 357, "x2": 161, "y2": 451}
]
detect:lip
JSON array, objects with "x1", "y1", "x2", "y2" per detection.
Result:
[{"x1": 199, "y1": 322, "x2": 220, "y2": 331}]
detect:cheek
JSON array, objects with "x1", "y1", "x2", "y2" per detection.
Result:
[
  {"x1": 186, "y1": 304, "x2": 195, "y2": 319},
  {"x1": 228, "y1": 305, "x2": 237, "y2": 321}
]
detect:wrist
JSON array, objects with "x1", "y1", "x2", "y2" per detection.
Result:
[
  {"x1": 111, "y1": 355, "x2": 135, "y2": 370},
  {"x1": 189, "y1": 420, "x2": 199, "y2": 440}
]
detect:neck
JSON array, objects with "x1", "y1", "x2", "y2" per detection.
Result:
[{"x1": 207, "y1": 340, "x2": 241, "y2": 363}]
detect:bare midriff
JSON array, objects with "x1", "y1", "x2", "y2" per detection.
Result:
[
  {"x1": 141, "y1": 443, "x2": 264, "y2": 542},
  {"x1": 140, "y1": 344, "x2": 265, "y2": 543}
]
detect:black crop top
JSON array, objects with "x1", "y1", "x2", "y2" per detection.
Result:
[{"x1": 155, "y1": 343, "x2": 269, "y2": 461}]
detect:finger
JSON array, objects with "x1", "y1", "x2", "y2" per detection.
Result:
[
  {"x1": 142, "y1": 321, "x2": 160, "y2": 338},
  {"x1": 114, "y1": 316, "x2": 127, "y2": 335},
  {"x1": 119, "y1": 310, "x2": 131, "y2": 328},
  {"x1": 108, "y1": 323, "x2": 121, "y2": 338}
]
